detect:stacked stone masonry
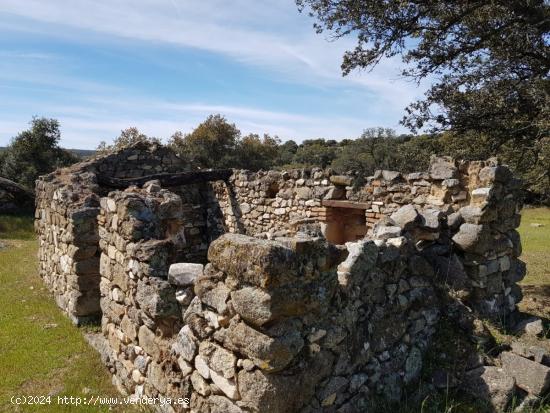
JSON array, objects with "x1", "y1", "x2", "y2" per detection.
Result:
[
  {"x1": 34, "y1": 143, "x2": 526, "y2": 411},
  {"x1": 35, "y1": 142, "x2": 217, "y2": 324}
]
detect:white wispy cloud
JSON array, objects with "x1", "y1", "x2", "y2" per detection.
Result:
[
  {"x1": 0, "y1": 90, "x2": 379, "y2": 148},
  {"x1": 0, "y1": 51, "x2": 55, "y2": 60},
  {"x1": 0, "y1": 0, "x2": 423, "y2": 108},
  {"x1": 0, "y1": 0, "x2": 430, "y2": 147}
]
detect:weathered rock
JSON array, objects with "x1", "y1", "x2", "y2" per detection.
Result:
[
  {"x1": 135, "y1": 278, "x2": 179, "y2": 320},
  {"x1": 447, "y1": 211, "x2": 463, "y2": 230},
  {"x1": 295, "y1": 187, "x2": 313, "y2": 200},
  {"x1": 513, "y1": 317, "x2": 544, "y2": 337},
  {"x1": 168, "y1": 263, "x2": 203, "y2": 287},
  {"x1": 138, "y1": 325, "x2": 159, "y2": 358},
  {"x1": 207, "y1": 234, "x2": 296, "y2": 288},
  {"x1": 198, "y1": 282, "x2": 231, "y2": 315},
  {"x1": 471, "y1": 187, "x2": 493, "y2": 205},
  {"x1": 459, "y1": 206, "x2": 495, "y2": 224},
  {"x1": 404, "y1": 346, "x2": 422, "y2": 383},
  {"x1": 429, "y1": 157, "x2": 457, "y2": 180},
  {"x1": 382, "y1": 170, "x2": 401, "y2": 181},
  {"x1": 419, "y1": 209, "x2": 442, "y2": 230},
  {"x1": 323, "y1": 186, "x2": 346, "y2": 200},
  {"x1": 237, "y1": 368, "x2": 309, "y2": 412},
  {"x1": 501, "y1": 351, "x2": 550, "y2": 395},
  {"x1": 479, "y1": 165, "x2": 512, "y2": 184},
  {"x1": 199, "y1": 341, "x2": 237, "y2": 379},
  {"x1": 462, "y1": 366, "x2": 515, "y2": 411},
  {"x1": 191, "y1": 370, "x2": 211, "y2": 396},
  {"x1": 431, "y1": 254, "x2": 469, "y2": 291},
  {"x1": 373, "y1": 225, "x2": 402, "y2": 240},
  {"x1": 195, "y1": 355, "x2": 211, "y2": 379},
  {"x1": 175, "y1": 325, "x2": 197, "y2": 361},
  {"x1": 510, "y1": 341, "x2": 550, "y2": 365},
  {"x1": 330, "y1": 175, "x2": 353, "y2": 186},
  {"x1": 390, "y1": 205, "x2": 419, "y2": 230},
  {"x1": 224, "y1": 320, "x2": 304, "y2": 372},
  {"x1": 210, "y1": 368, "x2": 239, "y2": 400},
  {"x1": 452, "y1": 223, "x2": 484, "y2": 251},
  {"x1": 318, "y1": 376, "x2": 348, "y2": 406},
  {"x1": 231, "y1": 287, "x2": 273, "y2": 327}
]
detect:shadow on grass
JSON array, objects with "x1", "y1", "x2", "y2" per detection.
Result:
[{"x1": 0, "y1": 213, "x2": 35, "y2": 240}]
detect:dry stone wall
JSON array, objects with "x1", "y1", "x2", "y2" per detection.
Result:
[
  {"x1": 34, "y1": 142, "x2": 206, "y2": 324},
  {"x1": 211, "y1": 156, "x2": 524, "y2": 322},
  {"x1": 94, "y1": 216, "x2": 440, "y2": 412},
  {"x1": 35, "y1": 171, "x2": 102, "y2": 324},
  {"x1": 34, "y1": 143, "x2": 526, "y2": 411}
]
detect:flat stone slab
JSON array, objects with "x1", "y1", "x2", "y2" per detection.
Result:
[
  {"x1": 501, "y1": 351, "x2": 550, "y2": 395},
  {"x1": 462, "y1": 366, "x2": 515, "y2": 411},
  {"x1": 322, "y1": 199, "x2": 370, "y2": 209}
]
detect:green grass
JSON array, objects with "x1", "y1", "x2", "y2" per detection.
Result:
[
  {"x1": 519, "y1": 207, "x2": 550, "y2": 286},
  {"x1": 0, "y1": 214, "x2": 144, "y2": 413},
  {"x1": 0, "y1": 208, "x2": 548, "y2": 413},
  {"x1": 0, "y1": 214, "x2": 35, "y2": 240}
]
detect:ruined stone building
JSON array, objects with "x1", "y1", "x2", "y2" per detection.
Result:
[{"x1": 35, "y1": 142, "x2": 527, "y2": 412}]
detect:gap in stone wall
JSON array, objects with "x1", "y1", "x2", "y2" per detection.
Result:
[{"x1": 323, "y1": 206, "x2": 368, "y2": 244}]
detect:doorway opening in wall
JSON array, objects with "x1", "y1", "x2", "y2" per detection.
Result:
[{"x1": 322, "y1": 200, "x2": 369, "y2": 245}]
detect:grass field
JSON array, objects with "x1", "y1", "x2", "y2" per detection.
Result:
[
  {"x1": 0, "y1": 214, "x2": 143, "y2": 413},
  {"x1": 0, "y1": 208, "x2": 548, "y2": 413},
  {"x1": 518, "y1": 207, "x2": 550, "y2": 286}
]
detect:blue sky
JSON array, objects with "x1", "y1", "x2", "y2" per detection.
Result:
[{"x1": 0, "y1": 0, "x2": 427, "y2": 149}]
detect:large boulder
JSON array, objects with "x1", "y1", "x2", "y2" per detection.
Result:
[{"x1": 207, "y1": 234, "x2": 297, "y2": 288}]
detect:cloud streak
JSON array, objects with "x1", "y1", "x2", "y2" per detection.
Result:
[
  {"x1": 0, "y1": 90, "x2": 379, "y2": 149},
  {"x1": 0, "y1": 0, "x2": 429, "y2": 148},
  {"x1": 0, "y1": 0, "x2": 423, "y2": 106}
]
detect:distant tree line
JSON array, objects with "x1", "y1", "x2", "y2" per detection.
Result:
[
  {"x1": 92, "y1": 113, "x2": 550, "y2": 204},
  {"x1": 1, "y1": 1, "x2": 547, "y2": 204},
  {"x1": 0, "y1": 115, "x2": 548, "y2": 203},
  {"x1": 294, "y1": 0, "x2": 549, "y2": 202}
]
